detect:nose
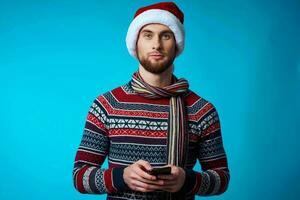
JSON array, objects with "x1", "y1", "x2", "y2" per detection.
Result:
[{"x1": 152, "y1": 36, "x2": 162, "y2": 50}]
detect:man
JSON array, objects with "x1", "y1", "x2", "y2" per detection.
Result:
[{"x1": 73, "y1": 2, "x2": 230, "y2": 199}]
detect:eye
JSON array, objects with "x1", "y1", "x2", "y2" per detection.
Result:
[
  {"x1": 162, "y1": 33, "x2": 171, "y2": 40},
  {"x1": 143, "y1": 33, "x2": 152, "y2": 39}
]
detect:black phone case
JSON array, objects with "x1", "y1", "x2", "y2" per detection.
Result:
[{"x1": 148, "y1": 167, "x2": 171, "y2": 175}]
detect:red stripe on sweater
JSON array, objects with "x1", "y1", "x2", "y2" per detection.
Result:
[
  {"x1": 98, "y1": 95, "x2": 169, "y2": 118},
  {"x1": 189, "y1": 134, "x2": 199, "y2": 142},
  {"x1": 201, "y1": 157, "x2": 228, "y2": 170},
  {"x1": 87, "y1": 113, "x2": 106, "y2": 130},
  {"x1": 112, "y1": 87, "x2": 170, "y2": 104},
  {"x1": 104, "y1": 168, "x2": 117, "y2": 193},
  {"x1": 76, "y1": 150, "x2": 106, "y2": 165},
  {"x1": 192, "y1": 172, "x2": 202, "y2": 195},
  {"x1": 189, "y1": 102, "x2": 213, "y2": 121},
  {"x1": 76, "y1": 165, "x2": 90, "y2": 193},
  {"x1": 114, "y1": 85, "x2": 201, "y2": 107},
  {"x1": 201, "y1": 122, "x2": 220, "y2": 137},
  {"x1": 185, "y1": 92, "x2": 202, "y2": 106},
  {"x1": 109, "y1": 128, "x2": 167, "y2": 137},
  {"x1": 214, "y1": 169, "x2": 229, "y2": 194}
]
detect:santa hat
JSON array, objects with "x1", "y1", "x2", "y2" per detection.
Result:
[{"x1": 126, "y1": 2, "x2": 185, "y2": 58}]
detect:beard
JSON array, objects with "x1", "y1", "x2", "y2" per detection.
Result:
[{"x1": 137, "y1": 51, "x2": 176, "y2": 74}]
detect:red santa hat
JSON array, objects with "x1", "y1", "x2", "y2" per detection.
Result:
[{"x1": 126, "y1": 2, "x2": 185, "y2": 58}]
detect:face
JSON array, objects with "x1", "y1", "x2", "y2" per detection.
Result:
[{"x1": 136, "y1": 23, "x2": 177, "y2": 74}]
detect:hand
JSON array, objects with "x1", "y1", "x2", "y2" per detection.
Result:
[
  {"x1": 157, "y1": 165, "x2": 186, "y2": 193},
  {"x1": 123, "y1": 160, "x2": 164, "y2": 192}
]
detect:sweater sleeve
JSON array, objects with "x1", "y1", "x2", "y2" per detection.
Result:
[
  {"x1": 182, "y1": 103, "x2": 230, "y2": 196},
  {"x1": 72, "y1": 96, "x2": 129, "y2": 194}
]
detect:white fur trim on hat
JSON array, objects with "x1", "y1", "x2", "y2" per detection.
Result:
[{"x1": 126, "y1": 9, "x2": 185, "y2": 58}]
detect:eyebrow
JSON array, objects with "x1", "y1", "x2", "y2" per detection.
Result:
[{"x1": 140, "y1": 29, "x2": 173, "y2": 35}]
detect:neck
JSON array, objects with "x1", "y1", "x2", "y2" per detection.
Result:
[{"x1": 138, "y1": 64, "x2": 174, "y2": 88}]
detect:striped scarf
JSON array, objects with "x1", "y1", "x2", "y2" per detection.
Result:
[{"x1": 130, "y1": 71, "x2": 189, "y2": 168}]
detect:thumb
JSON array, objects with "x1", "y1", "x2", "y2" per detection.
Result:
[{"x1": 137, "y1": 160, "x2": 153, "y2": 171}]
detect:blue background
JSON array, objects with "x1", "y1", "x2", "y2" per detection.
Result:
[{"x1": 0, "y1": 0, "x2": 299, "y2": 199}]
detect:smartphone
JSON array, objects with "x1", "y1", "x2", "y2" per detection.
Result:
[{"x1": 148, "y1": 166, "x2": 171, "y2": 176}]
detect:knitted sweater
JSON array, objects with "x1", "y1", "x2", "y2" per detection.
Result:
[{"x1": 73, "y1": 82, "x2": 230, "y2": 199}]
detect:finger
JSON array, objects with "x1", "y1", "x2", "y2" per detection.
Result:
[
  {"x1": 131, "y1": 173, "x2": 164, "y2": 185},
  {"x1": 170, "y1": 166, "x2": 180, "y2": 175},
  {"x1": 136, "y1": 160, "x2": 153, "y2": 171},
  {"x1": 135, "y1": 166, "x2": 157, "y2": 181},
  {"x1": 167, "y1": 165, "x2": 183, "y2": 176},
  {"x1": 141, "y1": 178, "x2": 165, "y2": 185},
  {"x1": 157, "y1": 174, "x2": 176, "y2": 180},
  {"x1": 131, "y1": 180, "x2": 162, "y2": 191},
  {"x1": 159, "y1": 180, "x2": 177, "y2": 187}
]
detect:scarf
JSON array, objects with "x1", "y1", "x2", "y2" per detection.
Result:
[{"x1": 130, "y1": 71, "x2": 189, "y2": 169}]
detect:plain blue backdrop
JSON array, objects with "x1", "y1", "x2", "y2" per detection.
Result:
[{"x1": 0, "y1": 0, "x2": 299, "y2": 199}]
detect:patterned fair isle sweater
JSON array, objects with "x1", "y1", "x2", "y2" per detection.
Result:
[{"x1": 73, "y1": 82, "x2": 230, "y2": 199}]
